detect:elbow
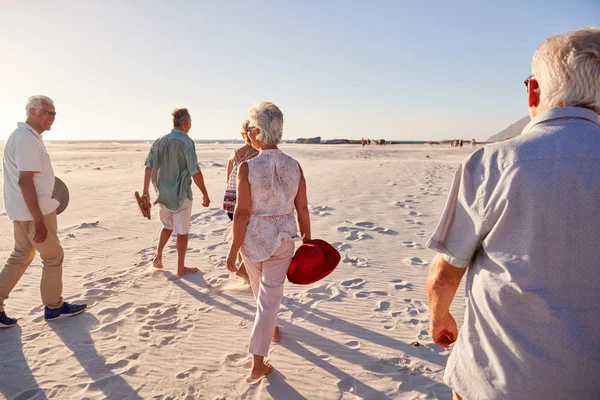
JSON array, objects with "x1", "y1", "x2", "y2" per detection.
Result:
[
  {"x1": 233, "y1": 207, "x2": 250, "y2": 220},
  {"x1": 17, "y1": 178, "x2": 29, "y2": 188}
]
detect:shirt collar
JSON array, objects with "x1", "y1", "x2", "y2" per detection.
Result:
[
  {"x1": 170, "y1": 128, "x2": 187, "y2": 135},
  {"x1": 17, "y1": 122, "x2": 43, "y2": 140},
  {"x1": 522, "y1": 107, "x2": 600, "y2": 135}
]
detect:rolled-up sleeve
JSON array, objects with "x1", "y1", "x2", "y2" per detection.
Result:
[
  {"x1": 145, "y1": 143, "x2": 155, "y2": 168},
  {"x1": 426, "y1": 162, "x2": 486, "y2": 268},
  {"x1": 185, "y1": 143, "x2": 200, "y2": 176}
]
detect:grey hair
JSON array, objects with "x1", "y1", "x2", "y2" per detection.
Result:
[
  {"x1": 248, "y1": 101, "x2": 284, "y2": 145},
  {"x1": 25, "y1": 95, "x2": 54, "y2": 117},
  {"x1": 532, "y1": 28, "x2": 600, "y2": 113},
  {"x1": 172, "y1": 108, "x2": 191, "y2": 127}
]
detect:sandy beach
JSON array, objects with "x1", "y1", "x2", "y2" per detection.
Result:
[{"x1": 0, "y1": 143, "x2": 474, "y2": 400}]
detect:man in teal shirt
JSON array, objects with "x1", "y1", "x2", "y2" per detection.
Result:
[{"x1": 142, "y1": 108, "x2": 210, "y2": 276}]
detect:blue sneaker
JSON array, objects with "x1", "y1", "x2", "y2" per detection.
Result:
[
  {"x1": 44, "y1": 302, "x2": 87, "y2": 321},
  {"x1": 0, "y1": 311, "x2": 17, "y2": 328}
]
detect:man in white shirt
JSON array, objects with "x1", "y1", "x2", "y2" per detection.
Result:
[{"x1": 0, "y1": 95, "x2": 86, "y2": 328}]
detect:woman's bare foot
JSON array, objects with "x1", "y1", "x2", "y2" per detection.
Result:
[
  {"x1": 153, "y1": 257, "x2": 164, "y2": 269},
  {"x1": 246, "y1": 361, "x2": 273, "y2": 383},
  {"x1": 177, "y1": 267, "x2": 198, "y2": 277},
  {"x1": 272, "y1": 326, "x2": 280, "y2": 343},
  {"x1": 236, "y1": 263, "x2": 250, "y2": 285}
]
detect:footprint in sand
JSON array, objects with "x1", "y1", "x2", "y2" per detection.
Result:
[
  {"x1": 337, "y1": 226, "x2": 372, "y2": 241},
  {"x1": 340, "y1": 278, "x2": 365, "y2": 289},
  {"x1": 208, "y1": 254, "x2": 226, "y2": 267},
  {"x1": 390, "y1": 279, "x2": 413, "y2": 291},
  {"x1": 342, "y1": 254, "x2": 369, "y2": 268},
  {"x1": 374, "y1": 301, "x2": 391, "y2": 312},
  {"x1": 338, "y1": 222, "x2": 398, "y2": 240},
  {"x1": 344, "y1": 340, "x2": 361, "y2": 350},
  {"x1": 408, "y1": 257, "x2": 428, "y2": 267},
  {"x1": 405, "y1": 219, "x2": 425, "y2": 226},
  {"x1": 415, "y1": 229, "x2": 429, "y2": 238},
  {"x1": 354, "y1": 291, "x2": 389, "y2": 299},
  {"x1": 332, "y1": 241, "x2": 352, "y2": 251},
  {"x1": 176, "y1": 367, "x2": 199, "y2": 380},
  {"x1": 393, "y1": 201, "x2": 414, "y2": 210},
  {"x1": 401, "y1": 240, "x2": 423, "y2": 249},
  {"x1": 223, "y1": 352, "x2": 252, "y2": 367},
  {"x1": 310, "y1": 205, "x2": 333, "y2": 217}
]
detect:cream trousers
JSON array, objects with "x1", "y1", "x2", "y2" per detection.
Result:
[
  {"x1": 0, "y1": 211, "x2": 64, "y2": 312},
  {"x1": 242, "y1": 239, "x2": 295, "y2": 357}
]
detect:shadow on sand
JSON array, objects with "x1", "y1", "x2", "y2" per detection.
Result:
[
  {"x1": 50, "y1": 313, "x2": 143, "y2": 400},
  {"x1": 0, "y1": 325, "x2": 48, "y2": 400},
  {"x1": 167, "y1": 270, "x2": 450, "y2": 399}
]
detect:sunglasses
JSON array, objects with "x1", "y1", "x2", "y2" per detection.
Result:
[
  {"x1": 41, "y1": 108, "x2": 57, "y2": 117},
  {"x1": 524, "y1": 74, "x2": 534, "y2": 88}
]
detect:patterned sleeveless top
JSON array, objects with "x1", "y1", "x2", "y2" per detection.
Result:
[
  {"x1": 223, "y1": 148, "x2": 258, "y2": 212},
  {"x1": 241, "y1": 149, "x2": 302, "y2": 262}
]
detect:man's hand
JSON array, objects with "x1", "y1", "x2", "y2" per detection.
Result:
[
  {"x1": 431, "y1": 312, "x2": 458, "y2": 348},
  {"x1": 202, "y1": 195, "x2": 210, "y2": 208},
  {"x1": 226, "y1": 249, "x2": 237, "y2": 272},
  {"x1": 33, "y1": 217, "x2": 48, "y2": 243}
]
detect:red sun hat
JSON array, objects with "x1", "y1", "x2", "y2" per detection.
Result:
[{"x1": 287, "y1": 239, "x2": 341, "y2": 285}]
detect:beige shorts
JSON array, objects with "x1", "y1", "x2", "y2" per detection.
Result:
[{"x1": 159, "y1": 199, "x2": 192, "y2": 235}]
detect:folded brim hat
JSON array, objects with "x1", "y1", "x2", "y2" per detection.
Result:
[
  {"x1": 52, "y1": 176, "x2": 69, "y2": 215},
  {"x1": 287, "y1": 239, "x2": 341, "y2": 285}
]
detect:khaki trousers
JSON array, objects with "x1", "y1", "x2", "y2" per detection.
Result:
[
  {"x1": 0, "y1": 211, "x2": 64, "y2": 312},
  {"x1": 243, "y1": 239, "x2": 295, "y2": 357}
]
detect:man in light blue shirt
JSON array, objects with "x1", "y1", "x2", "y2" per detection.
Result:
[
  {"x1": 142, "y1": 108, "x2": 210, "y2": 277},
  {"x1": 426, "y1": 28, "x2": 600, "y2": 399}
]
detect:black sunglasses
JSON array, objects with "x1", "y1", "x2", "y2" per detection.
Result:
[{"x1": 41, "y1": 108, "x2": 57, "y2": 117}]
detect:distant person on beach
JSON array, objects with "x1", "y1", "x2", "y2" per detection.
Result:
[
  {"x1": 142, "y1": 108, "x2": 210, "y2": 277},
  {"x1": 0, "y1": 95, "x2": 87, "y2": 328},
  {"x1": 470, "y1": 138, "x2": 476, "y2": 148},
  {"x1": 361, "y1": 137, "x2": 365, "y2": 147},
  {"x1": 222, "y1": 120, "x2": 259, "y2": 284},
  {"x1": 226, "y1": 101, "x2": 311, "y2": 382},
  {"x1": 426, "y1": 28, "x2": 600, "y2": 399}
]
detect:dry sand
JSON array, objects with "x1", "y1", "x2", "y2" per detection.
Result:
[{"x1": 0, "y1": 142, "x2": 475, "y2": 400}]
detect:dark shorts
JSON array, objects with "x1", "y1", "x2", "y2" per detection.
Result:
[{"x1": 227, "y1": 212, "x2": 234, "y2": 221}]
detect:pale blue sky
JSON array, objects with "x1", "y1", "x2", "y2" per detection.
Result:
[{"x1": 0, "y1": 0, "x2": 598, "y2": 141}]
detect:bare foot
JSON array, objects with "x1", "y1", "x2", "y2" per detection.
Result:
[
  {"x1": 153, "y1": 258, "x2": 163, "y2": 269},
  {"x1": 246, "y1": 361, "x2": 273, "y2": 383},
  {"x1": 272, "y1": 326, "x2": 280, "y2": 343},
  {"x1": 235, "y1": 264, "x2": 250, "y2": 285},
  {"x1": 177, "y1": 267, "x2": 198, "y2": 277}
]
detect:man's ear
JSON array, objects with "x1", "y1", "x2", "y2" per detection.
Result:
[{"x1": 528, "y1": 79, "x2": 540, "y2": 108}]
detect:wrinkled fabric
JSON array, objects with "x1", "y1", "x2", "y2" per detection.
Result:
[
  {"x1": 145, "y1": 130, "x2": 200, "y2": 211},
  {"x1": 241, "y1": 149, "x2": 301, "y2": 262},
  {"x1": 427, "y1": 107, "x2": 600, "y2": 399}
]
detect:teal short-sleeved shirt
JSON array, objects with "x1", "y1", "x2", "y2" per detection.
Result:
[{"x1": 145, "y1": 129, "x2": 200, "y2": 211}]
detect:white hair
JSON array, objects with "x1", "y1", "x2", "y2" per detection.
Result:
[
  {"x1": 25, "y1": 95, "x2": 54, "y2": 117},
  {"x1": 248, "y1": 101, "x2": 284, "y2": 145},
  {"x1": 532, "y1": 28, "x2": 600, "y2": 113}
]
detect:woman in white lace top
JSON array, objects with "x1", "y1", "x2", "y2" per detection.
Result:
[{"x1": 226, "y1": 102, "x2": 311, "y2": 382}]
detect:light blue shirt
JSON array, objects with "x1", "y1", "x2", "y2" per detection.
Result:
[
  {"x1": 145, "y1": 129, "x2": 200, "y2": 210},
  {"x1": 427, "y1": 107, "x2": 600, "y2": 399}
]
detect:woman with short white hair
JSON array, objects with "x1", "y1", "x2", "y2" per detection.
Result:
[{"x1": 226, "y1": 101, "x2": 311, "y2": 382}]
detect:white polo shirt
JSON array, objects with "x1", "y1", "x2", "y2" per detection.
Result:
[{"x1": 3, "y1": 122, "x2": 60, "y2": 221}]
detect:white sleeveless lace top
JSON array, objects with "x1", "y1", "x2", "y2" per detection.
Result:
[{"x1": 240, "y1": 149, "x2": 301, "y2": 262}]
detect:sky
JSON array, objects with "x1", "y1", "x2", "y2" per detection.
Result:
[{"x1": 0, "y1": 0, "x2": 598, "y2": 142}]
